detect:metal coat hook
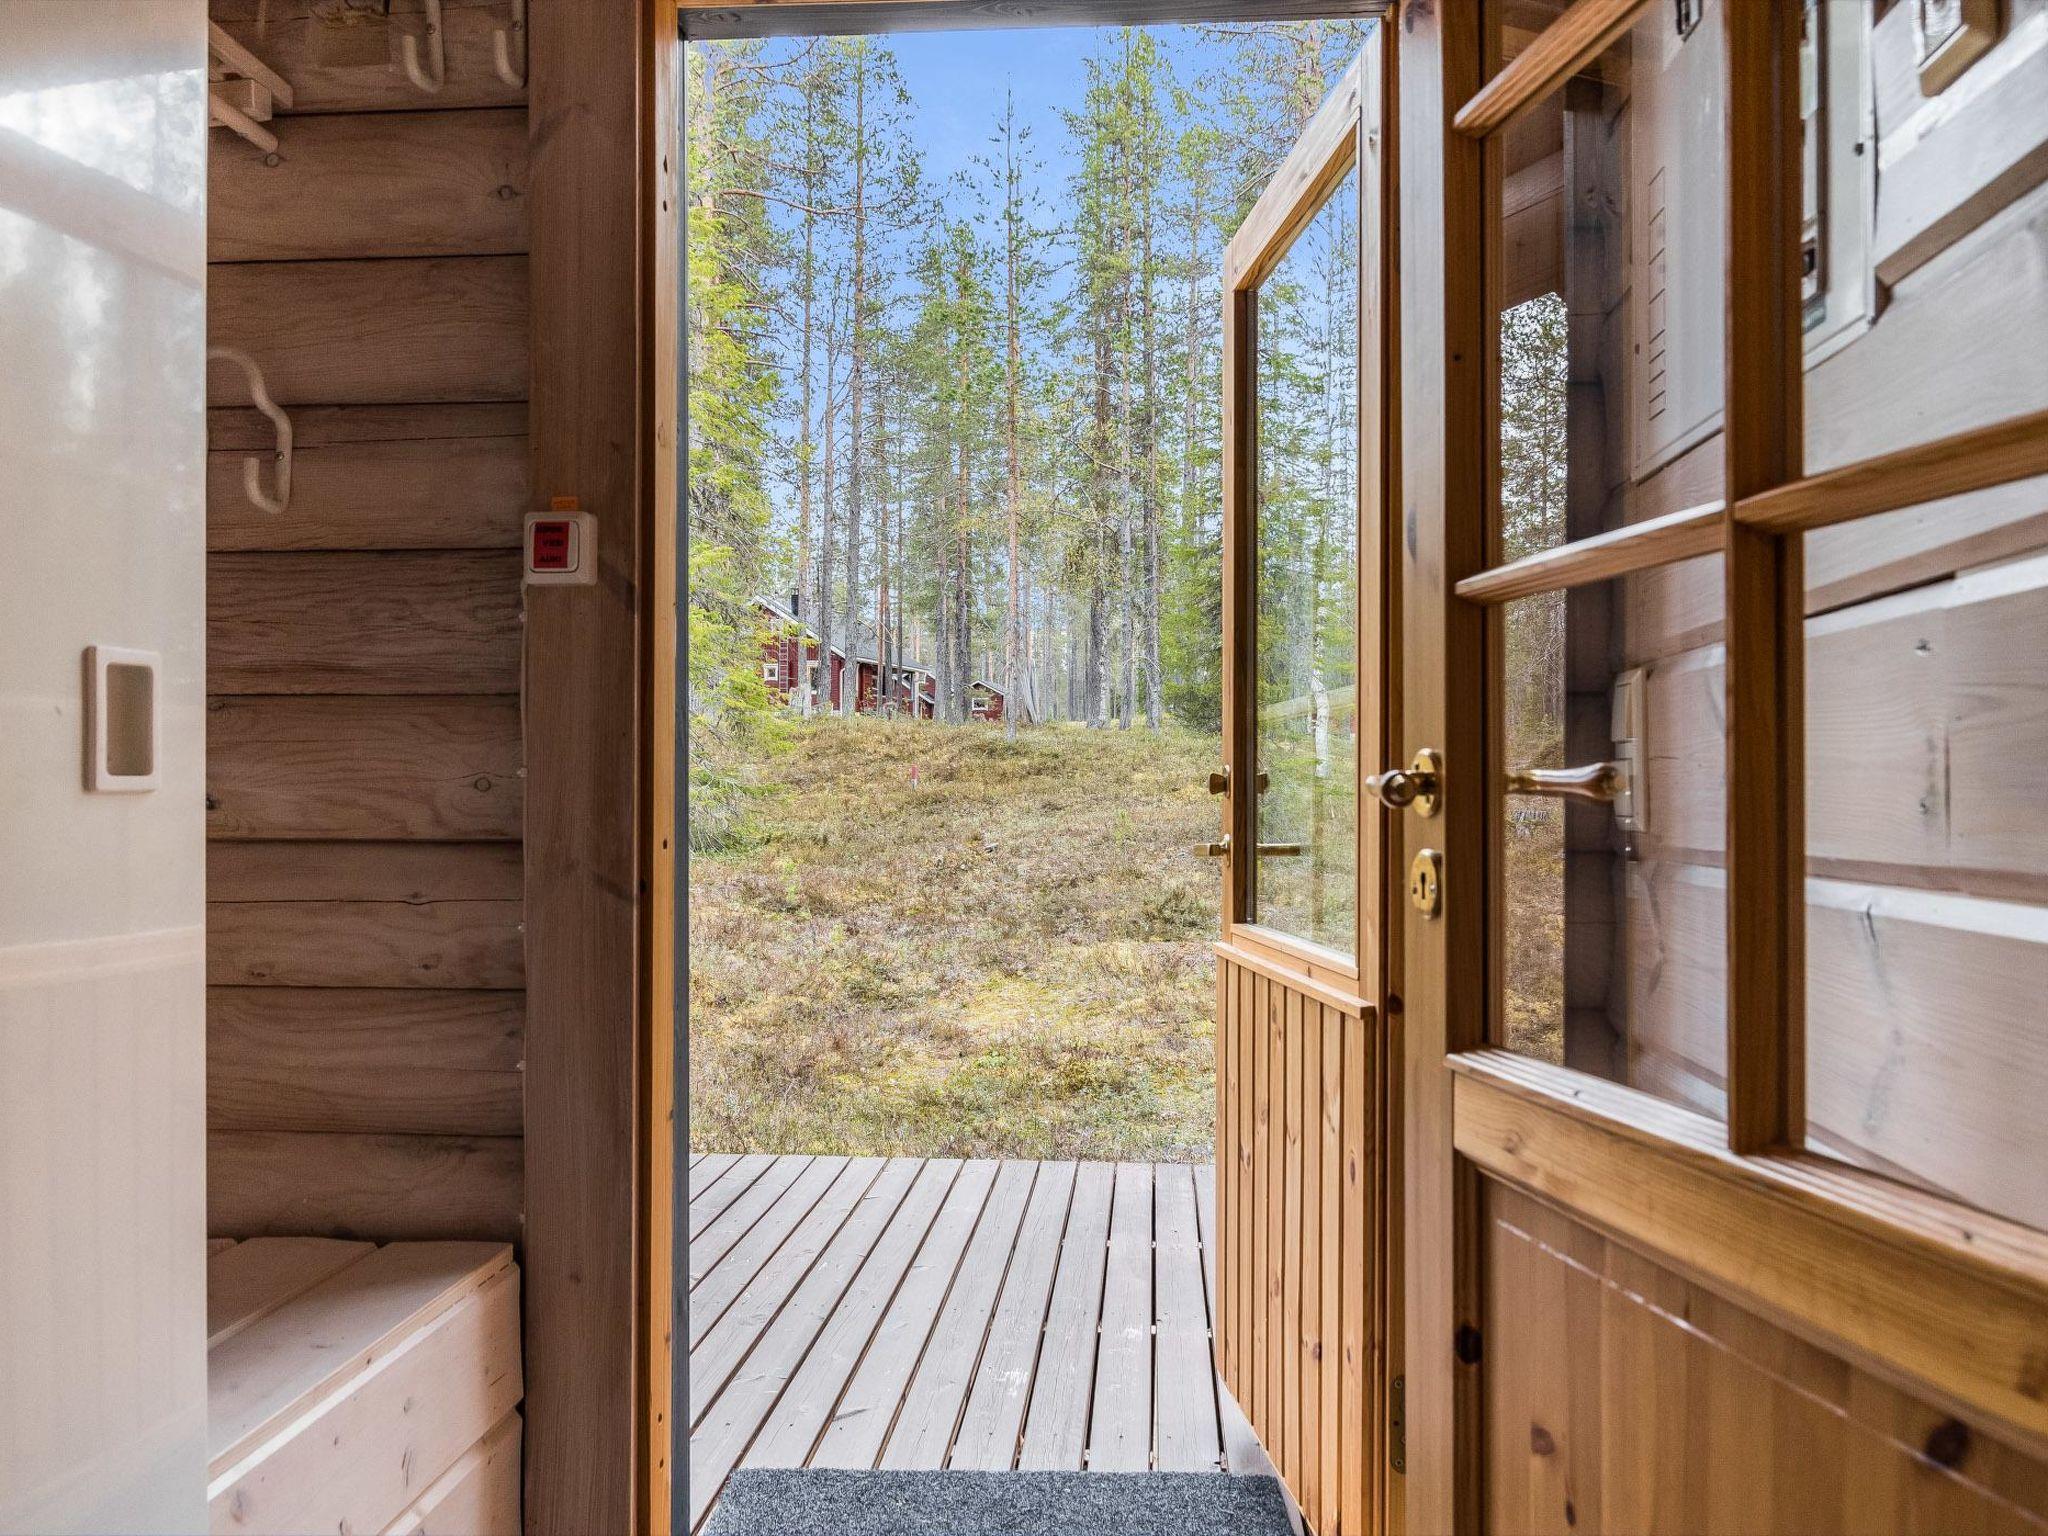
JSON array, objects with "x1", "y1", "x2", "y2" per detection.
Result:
[
  {"x1": 402, "y1": 0, "x2": 446, "y2": 94},
  {"x1": 208, "y1": 347, "x2": 293, "y2": 516},
  {"x1": 493, "y1": 0, "x2": 526, "y2": 88}
]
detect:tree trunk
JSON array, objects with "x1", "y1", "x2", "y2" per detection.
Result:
[
  {"x1": 840, "y1": 47, "x2": 868, "y2": 718},
  {"x1": 1140, "y1": 85, "x2": 1163, "y2": 730},
  {"x1": 796, "y1": 82, "x2": 819, "y2": 715}
]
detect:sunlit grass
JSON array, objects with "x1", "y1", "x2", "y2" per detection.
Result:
[{"x1": 688, "y1": 717, "x2": 1224, "y2": 1160}]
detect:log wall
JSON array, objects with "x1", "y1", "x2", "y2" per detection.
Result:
[{"x1": 206, "y1": 0, "x2": 527, "y2": 1243}]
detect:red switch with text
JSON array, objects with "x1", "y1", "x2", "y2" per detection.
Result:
[
  {"x1": 524, "y1": 507, "x2": 595, "y2": 585},
  {"x1": 530, "y1": 519, "x2": 574, "y2": 571}
]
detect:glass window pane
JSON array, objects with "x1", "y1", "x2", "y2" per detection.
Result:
[
  {"x1": 1499, "y1": 557, "x2": 1729, "y2": 1121},
  {"x1": 1493, "y1": 2, "x2": 1729, "y2": 561},
  {"x1": 1488, "y1": 4, "x2": 1731, "y2": 1121},
  {"x1": 1251, "y1": 164, "x2": 1360, "y2": 955}
]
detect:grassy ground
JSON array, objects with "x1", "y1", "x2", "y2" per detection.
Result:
[{"x1": 689, "y1": 717, "x2": 1225, "y2": 1161}]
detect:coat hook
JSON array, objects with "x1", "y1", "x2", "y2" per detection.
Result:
[
  {"x1": 401, "y1": 0, "x2": 446, "y2": 94},
  {"x1": 493, "y1": 0, "x2": 526, "y2": 89},
  {"x1": 208, "y1": 347, "x2": 293, "y2": 516}
]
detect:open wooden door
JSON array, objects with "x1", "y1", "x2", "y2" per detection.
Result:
[
  {"x1": 1397, "y1": 3, "x2": 2048, "y2": 1531},
  {"x1": 1212, "y1": 30, "x2": 1398, "y2": 1536}
]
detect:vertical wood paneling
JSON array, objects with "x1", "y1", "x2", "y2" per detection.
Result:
[
  {"x1": 1282, "y1": 987, "x2": 1303, "y2": 1492},
  {"x1": 1301, "y1": 1008, "x2": 1318, "y2": 1524},
  {"x1": 1343, "y1": 978, "x2": 1371, "y2": 1531},
  {"x1": 1261, "y1": 978, "x2": 1277, "y2": 1441},
  {"x1": 1213, "y1": 953, "x2": 1381, "y2": 1533},
  {"x1": 1245, "y1": 974, "x2": 1261, "y2": 1433},
  {"x1": 1484, "y1": 1182, "x2": 2048, "y2": 1534},
  {"x1": 1235, "y1": 961, "x2": 1254, "y2": 1406},
  {"x1": 1318, "y1": 1004, "x2": 1343, "y2": 1531}
]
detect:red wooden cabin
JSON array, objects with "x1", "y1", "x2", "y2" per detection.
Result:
[{"x1": 755, "y1": 598, "x2": 934, "y2": 718}]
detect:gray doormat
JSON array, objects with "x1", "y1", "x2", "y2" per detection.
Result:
[{"x1": 702, "y1": 1469, "x2": 1294, "y2": 1536}]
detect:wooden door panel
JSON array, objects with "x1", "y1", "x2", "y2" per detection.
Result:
[
  {"x1": 1217, "y1": 949, "x2": 1382, "y2": 1535},
  {"x1": 1483, "y1": 1182, "x2": 2048, "y2": 1536}
]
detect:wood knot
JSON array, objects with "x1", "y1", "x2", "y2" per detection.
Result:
[
  {"x1": 1530, "y1": 1423, "x2": 1556, "y2": 1457},
  {"x1": 1923, "y1": 1418, "x2": 1971, "y2": 1469},
  {"x1": 1454, "y1": 1323, "x2": 1484, "y2": 1365}
]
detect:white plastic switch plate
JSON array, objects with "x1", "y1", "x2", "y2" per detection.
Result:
[
  {"x1": 1611, "y1": 666, "x2": 1647, "y2": 833},
  {"x1": 84, "y1": 645, "x2": 160, "y2": 792},
  {"x1": 524, "y1": 511, "x2": 597, "y2": 586}
]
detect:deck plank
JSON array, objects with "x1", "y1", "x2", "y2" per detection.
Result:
[
  {"x1": 808, "y1": 1159, "x2": 1002, "y2": 1469},
  {"x1": 880, "y1": 1160, "x2": 1040, "y2": 1468},
  {"x1": 1155, "y1": 1163, "x2": 1223, "y2": 1472},
  {"x1": 689, "y1": 1155, "x2": 817, "y2": 1287},
  {"x1": 690, "y1": 1158, "x2": 926, "y2": 1530},
  {"x1": 947, "y1": 1160, "x2": 1079, "y2": 1470},
  {"x1": 695, "y1": 1156, "x2": 1250, "y2": 1521},
  {"x1": 744, "y1": 1160, "x2": 963, "y2": 1471},
  {"x1": 691, "y1": 1158, "x2": 883, "y2": 1408},
  {"x1": 1016, "y1": 1161, "x2": 1115, "y2": 1470},
  {"x1": 687, "y1": 1152, "x2": 764, "y2": 1235},
  {"x1": 1089, "y1": 1162, "x2": 1156, "y2": 1471}
]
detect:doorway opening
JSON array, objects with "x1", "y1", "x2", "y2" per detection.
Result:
[{"x1": 680, "y1": 10, "x2": 1375, "y2": 1527}]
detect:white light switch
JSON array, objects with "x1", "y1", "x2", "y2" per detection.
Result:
[{"x1": 84, "y1": 645, "x2": 159, "y2": 792}]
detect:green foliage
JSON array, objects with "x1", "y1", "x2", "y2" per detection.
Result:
[
  {"x1": 687, "y1": 21, "x2": 1376, "y2": 737},
  {"x1": 688, "y1": 548, "x2": 784, "y2": 854}
]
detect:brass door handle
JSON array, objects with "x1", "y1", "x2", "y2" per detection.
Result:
[
  {"x1": 1191, "y1": 839, "x2": 1305, "y2": 858},
  {"x1": 1367, "y1": 748, "x2": 1443, "y2": 817},
  {"x1": 1505, "y1": 761, "x2": 1628, "y2": 803},
  {"x1": 1204, "y1": 768, "x2": 1270, "y2": 795}
]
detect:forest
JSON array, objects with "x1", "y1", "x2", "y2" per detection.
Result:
[{"x1": 684, "y1": 18, "x2": 1373, "y2": 766}]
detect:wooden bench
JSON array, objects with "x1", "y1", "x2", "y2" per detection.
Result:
[{"x1": 206, "y1": 1237, "x2": 521, "y2": 1535}]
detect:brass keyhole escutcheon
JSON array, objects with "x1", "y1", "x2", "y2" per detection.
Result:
[{"x1": 1409, "y1": 849, "x2": 1444, "y2": 918}]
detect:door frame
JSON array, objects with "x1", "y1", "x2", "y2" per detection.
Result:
[
  {"x1": 667, "y1": 9, "x2": 1389, "y2": 1532},
  {"x1": 1395, "y1": 3, "x2": 2048, "y2": 1531}
]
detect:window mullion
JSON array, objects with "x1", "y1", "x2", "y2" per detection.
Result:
[{"x1": 1722, "y1": 0, "x2": 1807, "y2": 1155}]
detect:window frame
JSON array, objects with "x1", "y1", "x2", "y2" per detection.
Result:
[
  {"x1": 1442, "y1": 0, "x2": 2048, "y2": 1462},
  {"x1": 1221, "y1": 50, "x2": 1374, "y2": 981}
]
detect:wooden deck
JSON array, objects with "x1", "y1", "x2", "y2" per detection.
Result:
[{"x1": 687, "y1": 1155, "x2": 1273, "y2": 1531}]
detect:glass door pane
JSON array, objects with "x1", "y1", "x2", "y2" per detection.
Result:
[{"x1": 1251, "y1": 164, "x2": 1361, "y2": 955}]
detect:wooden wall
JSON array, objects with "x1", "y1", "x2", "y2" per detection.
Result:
[
  {"x1": 206, "y1": 0, "x2": 528, "y2": 1243},
  {"x1": 1215, "y1": 949, "x2": 1385, "y2": 1536}
]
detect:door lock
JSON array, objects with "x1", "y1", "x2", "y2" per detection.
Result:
[
  {"x1": 1409, "y1": 849, "x2": 1444, "y2": 917},
  {"x1": 1369, "y1": 748, "x2": 1443, "y2": 818}
]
